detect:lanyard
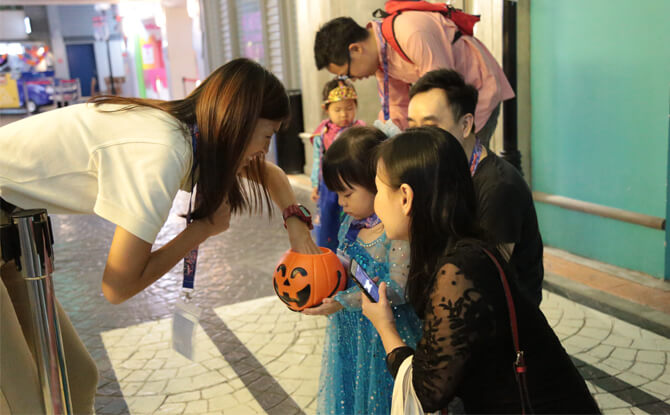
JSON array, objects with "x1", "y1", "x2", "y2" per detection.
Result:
[
  {"x1": 374, "y1": 24, "x2": 390, "y2": 121},
  {"x1": 183, "y1": 124, "x2": 199, "y2": 296},
  {"x1": 469, "y1": 139, "x2": 483, "y2": 176}
]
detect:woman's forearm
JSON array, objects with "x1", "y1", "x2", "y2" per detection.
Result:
[
  {"x1": 103, "y1": 221, "x2": 210, "y2": 304},
  {"x1": 257, "y1": 161, "x2": 320, "y2": 254},
  {"x1": 262, "y1": 161, "x2": 298, "y2": 210},
  {"x1": 376, "y1": 321, "x2": 408, "y2": 354},
  {"x1": 138, "y1": 221, "x2": 209, "y2": 289}
]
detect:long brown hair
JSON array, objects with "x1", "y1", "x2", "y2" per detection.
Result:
[
  {"x1": 376, "y1": 127, "x2": 483, "y2": 317},
  {"x1": 89, "y1": 58, "x2": 289, "y2": 220}
]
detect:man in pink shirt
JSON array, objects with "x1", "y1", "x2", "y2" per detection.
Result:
[{"x1": 314, "y1": 13, "x2": 515, "y2": 147}]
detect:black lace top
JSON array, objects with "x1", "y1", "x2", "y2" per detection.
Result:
[{"x1": 386, "y1": 240, "x2": 600, "y2": 414}]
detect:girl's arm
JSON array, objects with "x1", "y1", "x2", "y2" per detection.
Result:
[
  {"x1": 102, "y1": 201, "x2": 230, "y2": 304},
  {"x1": 244, "y1": 161, "x2": 320, "y2": 254}
]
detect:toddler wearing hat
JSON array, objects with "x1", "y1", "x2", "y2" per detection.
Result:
[{"x1": 310, "y1": 78, "x2": 365, "y2": 251}]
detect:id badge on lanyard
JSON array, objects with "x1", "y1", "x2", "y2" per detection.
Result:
[{"x1": 172, "y1": 124, "x2": 201, "y2": 360}]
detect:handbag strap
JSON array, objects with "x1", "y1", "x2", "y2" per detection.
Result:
[{"x1": 482, "y1": 248, "x2": 533, "y2": 414}]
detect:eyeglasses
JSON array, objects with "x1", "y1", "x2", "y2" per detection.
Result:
[{"x1": 337, "y1": 53, "x2": 352, "y2": 81}]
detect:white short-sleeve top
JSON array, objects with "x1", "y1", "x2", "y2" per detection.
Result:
[{"x1": 0, "y1": 103, "x2": 193, "y2": 243}]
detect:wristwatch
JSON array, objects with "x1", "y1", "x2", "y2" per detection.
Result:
[{"x1": 282, "y1": 204, "x2": 313, "y2": 230}]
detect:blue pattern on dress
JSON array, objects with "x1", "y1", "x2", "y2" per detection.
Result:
[{"x1": 317, "y1": 215, "x2": 423, "y2": 415}]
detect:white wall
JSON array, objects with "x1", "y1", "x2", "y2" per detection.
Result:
[
  {"x1": 164, "y1": 5, "x2": 199, "y2": 99},
  {"x1": 46, "y1": 5, "x2": 69, "y2": 79}
]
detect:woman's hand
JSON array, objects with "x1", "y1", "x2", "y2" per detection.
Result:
[
  {"x1": 362, "y1": 282, "x2": 396, "y2": 331},
  {"x1": 286, "y1": 217, "x2": 321, "y2": 254},
  {"x1": 310, "y1": 187, "x2": 319, "y2": 202},
  {"x1": 301, "y1": 297, "x2": 343, "y2": 316},
  {"x1": 362, "y1": 282, "x2": 406, "y2": 354}
]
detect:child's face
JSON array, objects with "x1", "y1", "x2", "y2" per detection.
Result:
[
  {"x1": 327, "y1": 99, "x2": 357, "y2": 128},
  {"x1": 374, "y1": 161, "x2": 410, "y2": 241},
  {"x1": 335, "y1": 181, "x2": 375, "y2": 220}
]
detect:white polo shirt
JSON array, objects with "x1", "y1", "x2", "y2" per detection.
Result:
[{"x1": 0, "y1": 103, "x2": 193, "y2": 243}]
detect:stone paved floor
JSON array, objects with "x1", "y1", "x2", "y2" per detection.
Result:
[{"x1": 37, "y1": 179, "x2": 670, "y2": 414}]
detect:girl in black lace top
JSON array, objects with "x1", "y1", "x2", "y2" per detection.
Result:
[{"x1": 363, "y1": 127, "x2": 600, "y2": 414}]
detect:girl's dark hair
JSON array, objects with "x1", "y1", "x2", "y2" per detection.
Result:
[
  {"x1": 321, "y1": 78, "x2": 357, "y2": 110},
  {"x1": 322, "y1": 126, "x2": 387, "y2": 194},
  {"x1": 376, "y1": 126, "x2": 482, "y2": 317},
  {"x1": 89, "y1": 58, "x2": 288, "y2": 220}
]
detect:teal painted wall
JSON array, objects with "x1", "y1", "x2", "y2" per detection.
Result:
[{"x1": 530, "y1": 0, "x2": 670, "y2": 278}]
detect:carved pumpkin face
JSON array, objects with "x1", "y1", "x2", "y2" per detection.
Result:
[{"x1": 273, "y1": 247, "x2": 346, "y2": 311}]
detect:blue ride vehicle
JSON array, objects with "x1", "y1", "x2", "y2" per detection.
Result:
[{"x1": 16, "y1": 71, "x2": 55, "y2": 113}]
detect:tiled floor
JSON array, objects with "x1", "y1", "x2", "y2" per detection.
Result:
[
  {"x1": 101, "y1": 297, "x2": 327, "y2": 414},
  {"x1": 96, "y1": 287, "x2": 670, "y2": 414}
]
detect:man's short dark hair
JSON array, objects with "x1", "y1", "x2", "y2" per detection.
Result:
[
  {"x1": 314, "y1": 17, "x2": 369, "y2": 70},
  {"x1": 409, "y1": 69, "x2": 478, "y2": 124}
]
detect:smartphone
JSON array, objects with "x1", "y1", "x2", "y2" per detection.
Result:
[{"x1": 351, "y1": 264, "x2": 380, "y2": 302}]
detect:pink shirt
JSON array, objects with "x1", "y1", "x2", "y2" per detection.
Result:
[
  {"x1": 311, "y1": 119, "x2": 366, "y2": 149},
  {"x1": 370, "y1": 12, "x2": 515, "y2": 131}
]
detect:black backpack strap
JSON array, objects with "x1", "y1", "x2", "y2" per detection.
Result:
[
  {"x1": 372, "y1": 8, "x2": 390, "y2": 18},
  {"x1": 452, "y1": 30, "x2": 463, "y2": 44}
]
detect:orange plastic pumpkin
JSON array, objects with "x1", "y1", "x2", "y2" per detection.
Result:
[{"x1": 272, "y1": 247, "x2": 346, "y2": 311}]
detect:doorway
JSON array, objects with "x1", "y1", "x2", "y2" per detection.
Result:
[{"x1": 66, "y1": 43, "x2": 98, "y2": 97}]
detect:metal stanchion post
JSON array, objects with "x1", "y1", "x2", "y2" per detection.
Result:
[{"x1": 10, "y1": 209, "x2": 72, "y2": 415}]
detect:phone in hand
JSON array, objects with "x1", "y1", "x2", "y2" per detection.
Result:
[{"x1": 351, "y1": 264, "x2": 380, "y2": 302}]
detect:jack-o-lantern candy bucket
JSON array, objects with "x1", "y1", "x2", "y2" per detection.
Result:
[{"x1": 272, "y1": 247, "x2": 346, "y2": 311}]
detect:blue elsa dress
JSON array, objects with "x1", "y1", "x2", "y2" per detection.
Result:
[{"x1": 317, "y1": 215, "x2": 423, "y2": 415}]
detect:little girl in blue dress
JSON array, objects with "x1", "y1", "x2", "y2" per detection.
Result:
[{"x1": 302, "y1": 126, "x2": 422, "y2": 414}]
